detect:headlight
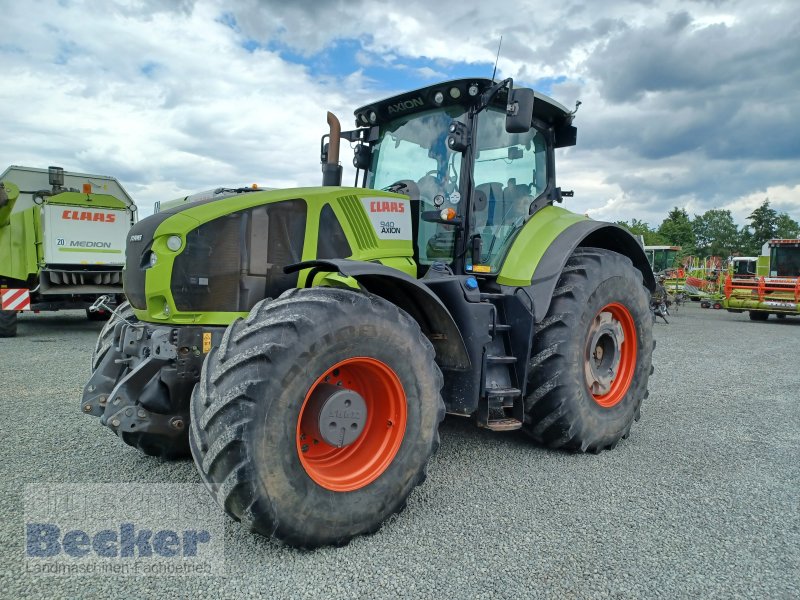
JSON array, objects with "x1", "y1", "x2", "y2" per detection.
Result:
[
  {"x1": 166, "y1": 235, "x2": 182, "y2": 252},
  {"x1": 148, "y1": 251, "x2": 158, "y2": 268}
]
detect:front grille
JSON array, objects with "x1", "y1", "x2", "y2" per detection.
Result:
[
  {"x1": 39, "y1": 268, "x2": 124, "y2": 295},
  {"x1": 44, "y1": 270, "x2": 122, "y2": 286},
  {"x1": 170, "y1": 199, "x2": 307, "y2": 313}
]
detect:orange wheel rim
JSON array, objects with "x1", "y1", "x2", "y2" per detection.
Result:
[
  {"x1": 585, "y1": 302, "x2": 637, "y2": 408},
  {"x1": 297, "y1": 357, "x2": 407, "y2": 492}
]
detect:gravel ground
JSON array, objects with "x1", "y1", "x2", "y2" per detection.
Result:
[{"x1": 1, "y1": 304, "x2": 798, "y2": 599}]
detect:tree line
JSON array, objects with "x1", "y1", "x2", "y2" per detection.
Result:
[{"x1": 617, "y1": 199, "x2": 800, "y2": 257}]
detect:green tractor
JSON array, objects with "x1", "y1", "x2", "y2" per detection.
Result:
[{"x1": 82, "y1": 78, "x2": 655, "y2": 548}]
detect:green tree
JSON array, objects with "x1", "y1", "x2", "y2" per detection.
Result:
[
  {"x1": 657, "y1": 207, "x2": 695, "y2": 253},
  {"x1": 746, "y1": 199, "x2": 778, "y2": 250},
  {"x1": 692, "y1": 209, "x2": 739, "y2": 257},
  {"x1": 615, "y1": 219, "x2": 667, "y2": 245},
  {"x1": 775, "y1": 213, "x2": 800, "y2": 239},
  {"x1": 737, "y1": 227, "x2": 757, "y2": 256}
]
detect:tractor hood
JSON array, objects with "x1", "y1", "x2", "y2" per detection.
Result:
[{"x1": 123, "y1": 186, "x2": 416, "y2": 325}]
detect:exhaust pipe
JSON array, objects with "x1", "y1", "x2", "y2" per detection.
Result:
[{"x1": 322, "y1": 111, "x2": 343, "y2": 187}]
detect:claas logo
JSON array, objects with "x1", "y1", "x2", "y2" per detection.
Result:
[
  {"x1": 369, "y1": 201, "x2": 405, "y2": 213},
  {"x1": 62, "y1": 210, "x2": 116, "y2": 223}
]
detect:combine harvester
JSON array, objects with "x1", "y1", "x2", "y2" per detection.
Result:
[
  {"x1": 723, "y1": 239, "x2": 800, "y2": 320},
  {"x1": 0, "y1": 166, "x2": 136, "y2": 337}
]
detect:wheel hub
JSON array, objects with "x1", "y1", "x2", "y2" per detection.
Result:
[
  {"x1": 305, "y1": 383, "x2": 368, "y2": 448},
  {"x1": 585, "y1": 311, "x2": 625, "y2": 396}
]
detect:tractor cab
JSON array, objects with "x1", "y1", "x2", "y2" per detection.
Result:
[
  {"x1": 325, "y1": 78, "x2": 577, "y2": 277},
  {"x1": 767, "y1": 240, "x2": 800, "y2": 277}
]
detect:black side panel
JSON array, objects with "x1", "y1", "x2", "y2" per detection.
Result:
[
  {"x1": 317, "y1": 204, "x2": 353, "y2": 259},
  {"x1": 517, "y1": 222, "x2": 655, "y2": 322}
]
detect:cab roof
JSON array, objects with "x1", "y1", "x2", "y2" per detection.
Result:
[{"x1": 354, "y1": 78, "x2": 575, "y2": 132}]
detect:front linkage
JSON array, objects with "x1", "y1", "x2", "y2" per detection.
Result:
[{"x1": 82, "y1": 321, "x2": 223, "y2": 458}]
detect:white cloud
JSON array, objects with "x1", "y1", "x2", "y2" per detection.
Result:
[{"x1": 0, "y1": 0, "x2": 798, "y2": 230}]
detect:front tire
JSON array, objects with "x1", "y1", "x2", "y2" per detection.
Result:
[
  {"x1": 91, "y1": 301, "x2": 136, "y2": 369},
  {"x1": 749, "y1": 311, "x2": 769, "y2": 321},
  {"x1": 524, "y1": 248, "x2": 654, "y2": 452},
  {"x1": 190, "y1": 287, "x2": 444, "y2": 548},
  {"x1": 0, "y1": 310, "x2": 17, "y2": 338}
]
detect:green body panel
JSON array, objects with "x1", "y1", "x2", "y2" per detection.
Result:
[
  {"x1": 756, "y1": 255, "x2": 769, "y2": 277},
  {"x1": 496, "y1": 206, "x2": 588, "y2": 286},
  {"x1": 43, "y1": 191, "x2": 129, "y2": 210},
  {"x1": 0, "y1": 181, "x2": 20, "y2": 227},
  {"x1": 132, "y1": 187, "x2": 416, "y2": 325},
  {"x1": 723, "y1": 292, "x2": 800, "y2": 315},
  {"x1": 0, "y1": 204, "x2": 41, "y2": 282}
]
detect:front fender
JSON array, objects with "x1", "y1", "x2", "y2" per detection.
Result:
[{"x1": 285, "y1": 259, "x2": 470, "y2": 370}]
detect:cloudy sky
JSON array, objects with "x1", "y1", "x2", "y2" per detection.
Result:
[{"x1": 2, "y1": 0, "x2": 799, "y2": 226}]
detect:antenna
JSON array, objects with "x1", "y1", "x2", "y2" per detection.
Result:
[{"x1": 491, "y1": 35, "x2": 503, "y2": 82}]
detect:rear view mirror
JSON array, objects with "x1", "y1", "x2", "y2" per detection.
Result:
[{"x1": 506, "y1": 88, "x2": 534, "y2": 133}]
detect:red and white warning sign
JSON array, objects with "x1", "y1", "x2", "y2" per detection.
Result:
[{"x1": 1, "y1": 288, "x2": 31, "y2": 311}]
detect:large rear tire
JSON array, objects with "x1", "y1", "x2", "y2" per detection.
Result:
[
  {"x1": 523, "y1": 248, "x2": 654, "y2": 452},
  {"x1": 0, "y1": 310, "x2": 17, "y2": 338},
  {"x1": 190, "y1": 287, "x2": 444, "y2": 548},
  {"x1": 748, "y1": 311, "x2": 769, "y2": 321}
]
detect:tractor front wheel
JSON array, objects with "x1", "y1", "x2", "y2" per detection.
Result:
[
  {"x1": 189, "y1": 287, "x2": 444, "y2": 548},
  {"x1": 91, "y1": 301, "x2": 137, "y2": 370},
  {"x1": 749, "y1": 311, "x2": 769, "y2": 321},
  {"x1": 524, "y1": 248, "x2": 654, "y2": 452},
  {"x1": 0, "y1": 310, "x2": 17, "y2": 338}
]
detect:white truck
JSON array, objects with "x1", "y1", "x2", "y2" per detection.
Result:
[{"x1": 0, "y1": 165, "x2": 137, "y2": 336}]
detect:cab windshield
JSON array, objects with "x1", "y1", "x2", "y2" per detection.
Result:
[{"x1": 770, "y1": 245, "x2": 800, "y2": 277}]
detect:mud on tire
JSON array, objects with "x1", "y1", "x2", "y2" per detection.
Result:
[
  {"x1": 524, "y1": 248, "x2": 654, "y2": 452},
  {"x1": 190, "y1": 287, "x2": 445, "y2": 548}
]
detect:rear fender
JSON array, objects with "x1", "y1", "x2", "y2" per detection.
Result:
[
  {"x1": 500, "y1": 217, "x2": 655, "y2": 322},
  {"x1": 285, "y1": 259, "x2": 471, "y2": 370}
]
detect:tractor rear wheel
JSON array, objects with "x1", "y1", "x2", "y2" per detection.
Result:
[
  {"x1": 748, "y1": 311, "x2": 769, "y2": 321},
  {"x1": 0, "y1": 310, "x2": 17, "y2": 338},
  {"x1": 524, "y1": 248, "x2": 653, "y2": 452},
  {"x1": 189, "y1": 287, "x2": 444, "y2": 548}
]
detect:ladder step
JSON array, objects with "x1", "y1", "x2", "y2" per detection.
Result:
[
  {"x1": 487, "y1": 354, "x2": 516, "y2": 364},
  {"x1": 485, "y1": 386, "x2": 521, "y2": 398},
  {"x1": 492, "y1": 323, "x2": 511, "y2": 332},
  {"x1": 481, "y1": 418, "x2": 523, "y2": 432}
]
